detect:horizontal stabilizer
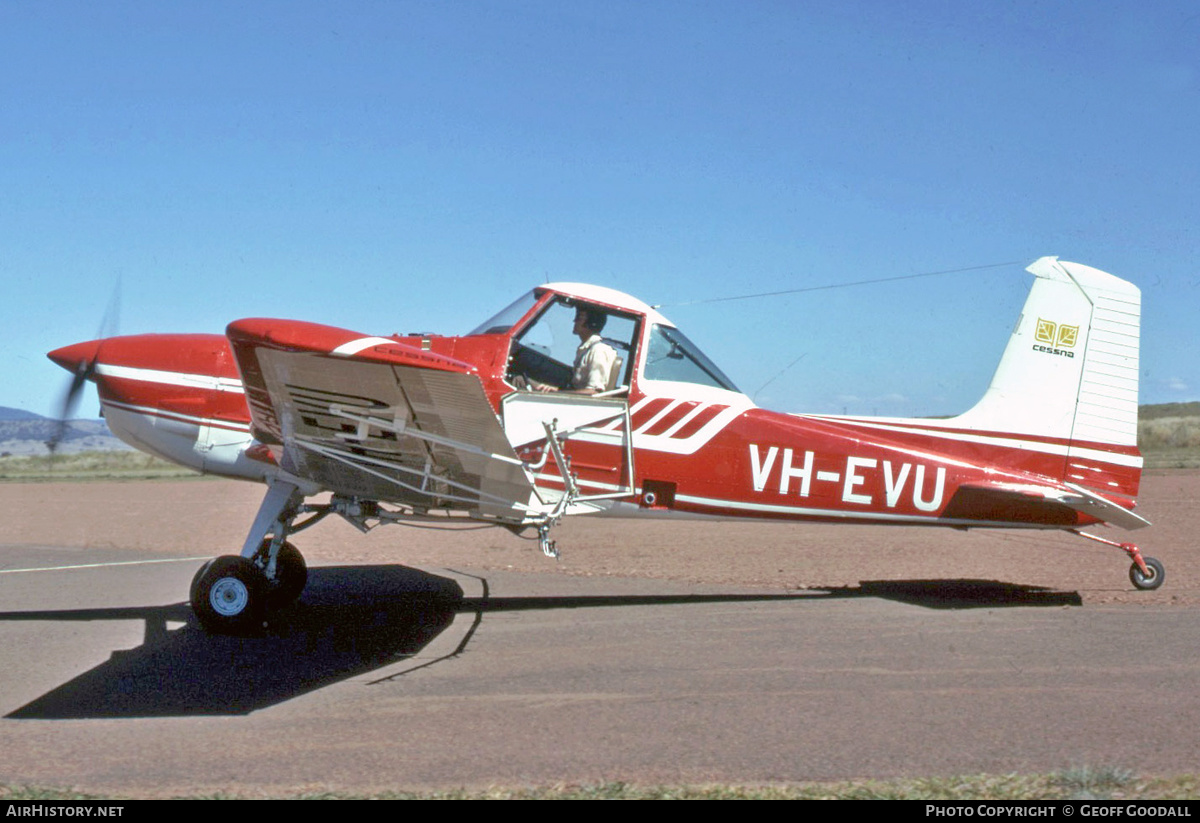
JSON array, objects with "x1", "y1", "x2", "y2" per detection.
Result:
[
  {"x1": 1060, "y1": 482, "x2": 1151, "y2": 530},
  {"x1": 951, "y1": 481, "x2": 1150, "y2": 531}
]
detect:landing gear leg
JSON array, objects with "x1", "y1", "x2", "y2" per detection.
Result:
[
  {"x1": 191, "y1": 481, "x2": 311, "y2": 634},
  {"x1": 1070, "y1": 529, "x2": 1166, "y2": 592}
]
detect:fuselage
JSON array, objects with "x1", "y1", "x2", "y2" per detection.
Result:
[{"x1": 48, "y1": 278, "x2": 1142, "y2": 532}]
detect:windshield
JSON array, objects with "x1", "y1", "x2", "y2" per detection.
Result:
[
  {"x1": 468, "y1": 290, "x2": 540, "y2": 335},
  {"x1": 643, "y1": 324, "x2": 740, "y2": 391}
]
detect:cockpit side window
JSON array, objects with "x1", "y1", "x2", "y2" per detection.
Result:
[
  {"x1": 643, "y1": 324, "x2": 740, "y2": 391},
  {"x1": 506, "y1": 297, "x2": 640, "y2": 391}
]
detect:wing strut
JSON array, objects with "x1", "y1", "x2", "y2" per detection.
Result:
[
  {"x1": 291, "y1": 404, "x2": 596, "y2": 559},
  {"x1": 293, "y1": 437, "x2": 542, "y2": 518}
]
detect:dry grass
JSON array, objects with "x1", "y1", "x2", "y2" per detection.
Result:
[
  {"x1": 2, "y1": 770, "x2": 1197, "y2": 800},
  {"x1": 1139, "y1": 415, "x2": 1200, "y2": 468},
  {"x1": 0, "y1": 451, "x2": 197, "y2": 482}
]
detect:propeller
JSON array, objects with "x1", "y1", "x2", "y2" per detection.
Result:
[
  {"x1": 45, "y1": 279, "x2": 121, "y2": 455},
  {"x1": 47, "y1": 355, "x2": 99, "y2": 454}
]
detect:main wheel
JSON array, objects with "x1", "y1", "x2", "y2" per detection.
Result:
[
  {"x1": 1129, "y1": 556, "x2": 1165, "y2": 591},
  {"x1": 190, "y1": 555, "x2": 268, "y2": 634},
  {"x1": 265, "y1": 540, "x2": 308, "y2": 608}
]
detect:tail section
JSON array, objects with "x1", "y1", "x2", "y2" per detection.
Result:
[{"x1": 952, "y1": 256, "x2": 1142, "y2": 498}]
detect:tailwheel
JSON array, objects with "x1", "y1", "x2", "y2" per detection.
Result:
[
  {"x1": 190, "y1": 555, "x2": 268, "y2": 634},
  {"x1": 1129, "y1": 556, "x2": 1165, "y2": 591},
  {"x1": 1070, "y1": 532, "x2": 1166, "y2": 592},
  {"x1": 263, "y1": 540, "x2": 308, "y2": 608}
]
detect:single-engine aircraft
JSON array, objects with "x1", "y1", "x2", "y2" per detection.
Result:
[{"x1": 48, "y1": 256, "x2": 1160, "y2": 633}]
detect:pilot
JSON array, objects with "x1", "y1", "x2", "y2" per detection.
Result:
[
  {"x1": 568, "y1": 307, "x2": 619, "y2": 394},
  {"x1": 520, "y1": 306, "x2": 618, "y2": 394}
]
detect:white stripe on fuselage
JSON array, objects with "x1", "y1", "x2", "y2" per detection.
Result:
[
  {"x1": 673, "y1": 492, "x2": 1051, "y2": 528},
  {"x1": 332, "y1": 337, "x2": 397, "y2": 356},
  {"x1": 636, "y1": 399, "x2": 685, "y2": 433},
  {"x1": 792, "y1": 414, "x2": 1143, "y2": 469},
  {"x1": 528, "y1": 473, "x2": 1050, "y2": 529},
  {"x1": 95, "y1": 363, "x2": 245, "y2": 394}
]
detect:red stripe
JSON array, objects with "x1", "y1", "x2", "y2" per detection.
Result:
[
  {"x1": 98, "y1": 378, "x2": 252, "y2": 424},
  {"x1": 671, "y1": 404, "x2": 727, "y2": 439},
  {"x1": 96, "y1": 334, "x2": 241, "y2": 377},
  {"x1": 642, "y1": 401, "x2": 699, "y2": 436},
  {"x1": 629, "y1": 398, "x2": 672, "y2": 430}
]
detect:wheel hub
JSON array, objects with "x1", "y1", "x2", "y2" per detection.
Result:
[{"x1": 209, "y1": 577, "x2": 249, "y2": 616}]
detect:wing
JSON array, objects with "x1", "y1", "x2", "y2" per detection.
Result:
[{"x1": 227, "y1": 318, "x2": 536, "y2": 522}]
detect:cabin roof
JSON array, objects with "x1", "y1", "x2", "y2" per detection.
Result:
[{"x1": 540, "y1": 282, "x2": 673, "y2": 327}]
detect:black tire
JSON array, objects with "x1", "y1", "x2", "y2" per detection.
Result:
[
  {"x1": 265, "y1": 541, "x2": 308, "y2": 608},
  {"x1": 1129, "y1": 556, "x2": 1165, "y2": 591},
  {"x1": 190, "y1": 555, "x2": 268, "y2": 634}
]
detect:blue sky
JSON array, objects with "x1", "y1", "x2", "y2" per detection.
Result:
[{"x1": 3, "y1": 1, "x2": 1197, "y2": 418}]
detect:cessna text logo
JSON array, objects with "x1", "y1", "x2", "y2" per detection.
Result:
[
  {"x1": 749, "y1": 445, "x2": 946, "y2": 511},
  {"x1": 1032, "y1": 318, "x2": 1078, "y2": 358}
]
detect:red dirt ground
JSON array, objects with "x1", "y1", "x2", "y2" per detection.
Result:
[{"x1": 1, "y1": 469, "x2": 1194, "y2": 607}]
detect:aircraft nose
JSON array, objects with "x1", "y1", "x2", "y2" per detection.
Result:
[{"x1": 47, "y1": 339, "x2": 104, "y2": 373}]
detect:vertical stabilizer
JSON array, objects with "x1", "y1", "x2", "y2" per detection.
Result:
[{"x1": 952, "y1": 257, "x2": 1141, "y2": 495}]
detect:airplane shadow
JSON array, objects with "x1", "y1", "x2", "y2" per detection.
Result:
[
  {"x1": 5, "y1": 565, "x2": 461, "y2": 720},
  {"x1": 827, "y1": 579, "x2": 1083, "y2": 609},
  {"x1": 1, "y1": 568, "x2": 1078, "y2": 719}
]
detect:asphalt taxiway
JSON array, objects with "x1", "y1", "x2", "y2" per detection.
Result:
[{"x1": 0, "y1": 542, "x2": 1197, "y2": 796}]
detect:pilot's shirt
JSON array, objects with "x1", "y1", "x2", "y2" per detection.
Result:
[{"x1": 573, "y1": 334, "x2": 618, "y2": 392}]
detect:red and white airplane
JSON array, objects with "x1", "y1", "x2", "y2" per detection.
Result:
[{"x1": 48, "y1": 256, "x2": 1159, "y2": 633}]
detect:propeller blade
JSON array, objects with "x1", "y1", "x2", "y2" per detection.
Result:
[
  {"x1": 46, "y1": 279, "x2": 121, "y2": 455},
  {"x1": 45, "y1": 340, "x2": 104, "y2": 455}
]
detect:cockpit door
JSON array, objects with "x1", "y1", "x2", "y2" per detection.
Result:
[{"x1": 500, "y1": 392, "x2": 635, "y2": 509}]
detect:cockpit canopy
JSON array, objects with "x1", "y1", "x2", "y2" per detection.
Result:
[{"x1": 471, "y1": 284, "x2": 741, "y2": 395}]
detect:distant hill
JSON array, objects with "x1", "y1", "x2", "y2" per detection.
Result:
[
  {"x1": 0, "y1": 409, "x2": 131, "y2": 457},
  {"x1": 0, "y1": 406, "x2": 47, "y2": 421},
  {"x1": 1140, "y1": 401, "x2": 1200, "y2": 421}
]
